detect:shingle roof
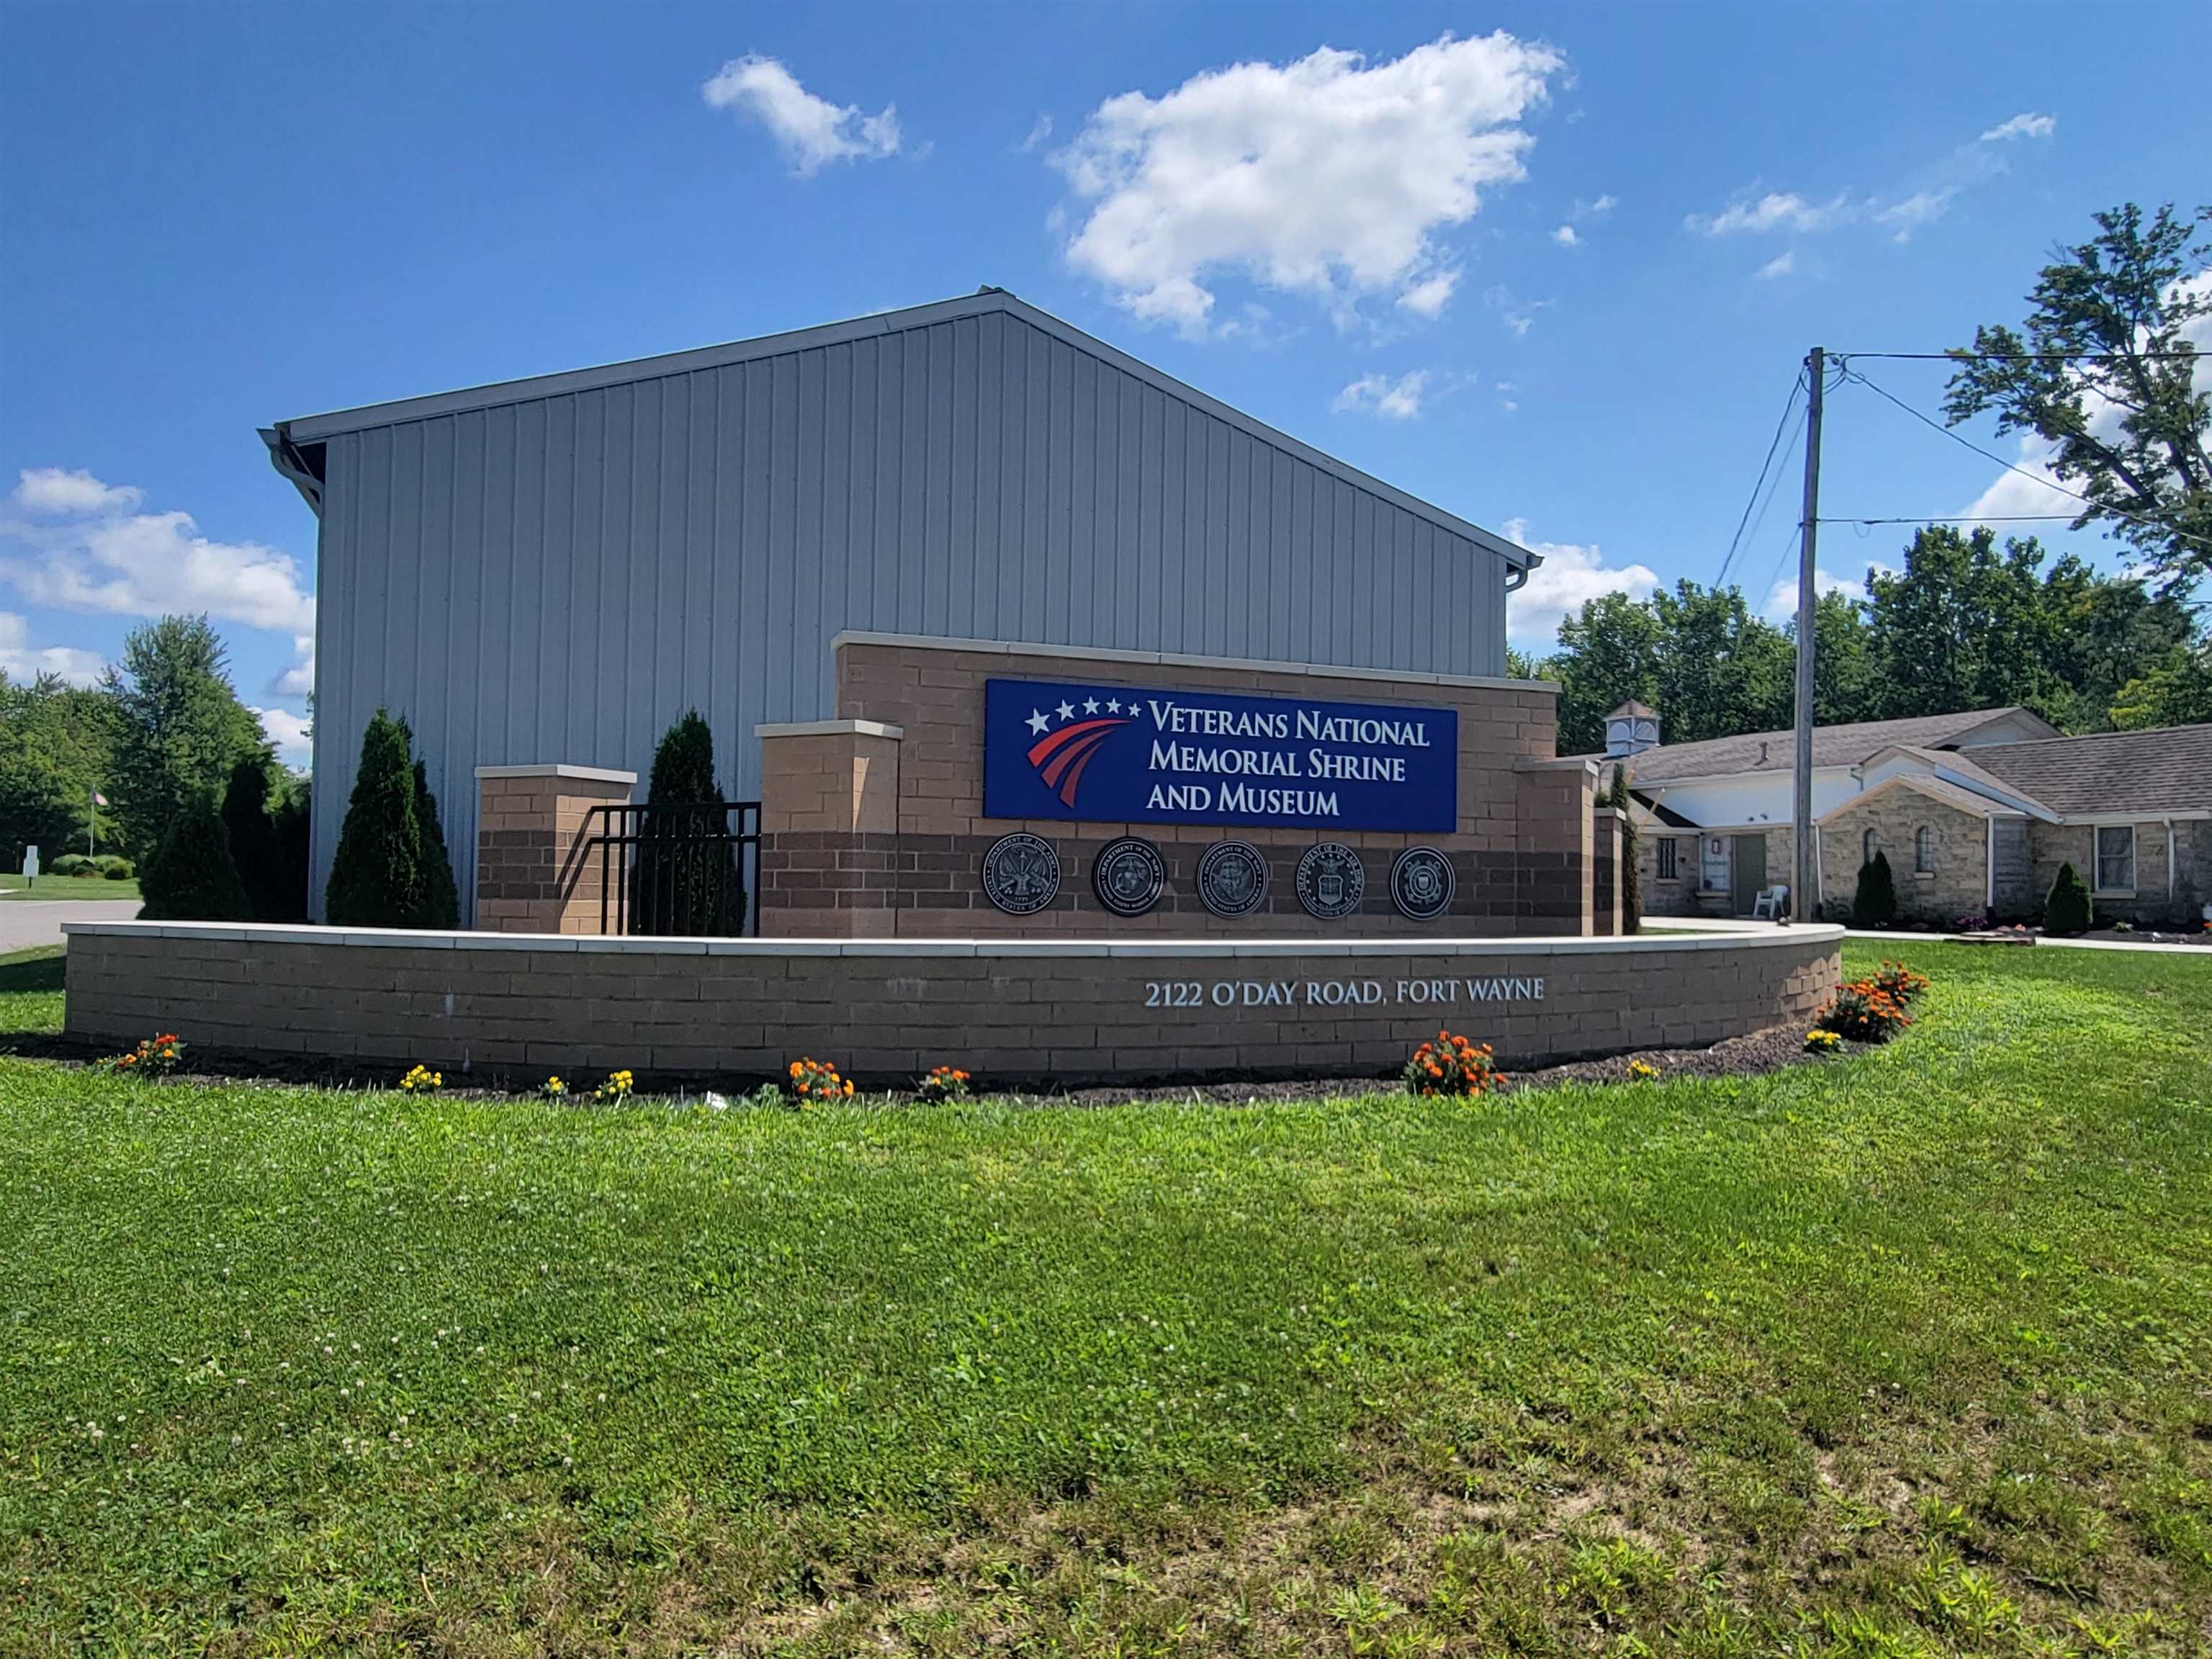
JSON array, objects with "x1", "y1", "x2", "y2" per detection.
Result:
[
  {"x1": 1614, "y1": 708, "x2": 2038, "y2": 785},
  {"x1": 1964, "y1": 725, "x2": 2212, "y2": 817}
]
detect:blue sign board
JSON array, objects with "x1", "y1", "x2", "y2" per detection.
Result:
[{"x1": 983, "y1": 678, "x2": 1458, "y2": 832}]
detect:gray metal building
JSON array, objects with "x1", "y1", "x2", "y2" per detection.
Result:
[{"x1": 264, "y1": 289, "x2": 1540, "y2": 920}]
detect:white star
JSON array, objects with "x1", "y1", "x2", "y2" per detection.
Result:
[
  {"x1": 1026, "y1": 709, "x2": 1050, "y2": 735},
  {"x1": 1105, "y1": 698, "x2": 1121, "y2": 714},
  {"x1": 1056, "y1": 701, "x2": 1076, "y2": 722},
  {"x1": 1083, "y1": 697, "x2": 1100, "y2": 714}
]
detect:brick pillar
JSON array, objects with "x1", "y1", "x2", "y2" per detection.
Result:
[
  {"x1": 1512, "y1": 757, "x2": 1601, "y2": 936},
  {"x1": 473, "y1": 765, "x2": 637, "y2": 934},
  {"x1": 755, "y1": 719, "x2": 905, "y2": 938},
  {"x1": 1592, "y1": 805, "x2": 1624, "y2": 937}
]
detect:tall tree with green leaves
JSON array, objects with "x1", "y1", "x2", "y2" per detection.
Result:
[
  {"x1": 1863, "y1": 528, "x2": 2067, "y2": 721},
  {"x1": 1545, "y1": 591, "x2": 1664, "y2": 755},
  {"x1": 0, "y1": 670, "x2": 117, "y2": 863},
  {"x1": 1944, "y1": 202, "x2": 2211, "y2": 592},
  {"x1": 325, "y1": 710, "x2": 422, "y2": 927},
  {"x1": 1647, "y1": 580, "x2": 1794, "y2": 743},
  {"x1": 104, "y1": 616, "x2": 268, "y2": 859}
]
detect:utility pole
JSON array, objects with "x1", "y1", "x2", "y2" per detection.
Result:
[{"x1": 1792, "y1": 346, "x2": 1824, "y2": 923}]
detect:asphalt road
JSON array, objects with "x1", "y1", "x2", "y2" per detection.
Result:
[{"x1": 0, "y1": 899, "x2": 140, "y2": 953}]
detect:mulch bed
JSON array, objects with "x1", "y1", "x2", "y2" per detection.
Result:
[{"x1": 2, "y1": 1023, "x2": 1859, "y2": 1105}]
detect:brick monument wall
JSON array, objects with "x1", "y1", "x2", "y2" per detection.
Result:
[
  {"x1": 63, "y1": 922, "x2": 1843, "y2": 1087},
  {"x1": 757, "y1": 633, "x2": 1599, "y2": 938}
]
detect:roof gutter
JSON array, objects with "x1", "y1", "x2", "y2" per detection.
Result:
[{"x1": 260, "y1": 423, "x2": 325, "y2": 518}]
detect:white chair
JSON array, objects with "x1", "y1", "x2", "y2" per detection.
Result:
[{"x1": 1751, "y1": 884, "x2": 1789, "y2": 920}]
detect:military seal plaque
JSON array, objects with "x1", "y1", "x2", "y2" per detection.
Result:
[
  {"x1": 1195, "y1": 839, "x2": 1269, "y2": 918},
  {"x1": 1092, "y1": 836, "x2": 1166, "y2": 917},
  {"x1": 1390, "y1": 846, "x2": 1456, "y2": 921},
  {"x1": 981, "y1": 832, "x2": 1061, "y2": 915},
  {"x1": 1295, "y1": 842, "x2": 1366, "y2": 920}
]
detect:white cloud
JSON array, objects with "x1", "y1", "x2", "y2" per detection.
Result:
[
  {"x1": 9, "y1": 468, "x2": 143, "y2": 518},
  {"x1": 1, "y1": 468, "x2": 315, "y2": 634},
  {"x1": 251, "y1": 706, "x2": 313, "y2": 767},
  {"x1": 1501, "y1": 517, "x2": 1660, "y2": 647},
  {"x1": 1688, "y1": 190, "x2": 1849, "y2": 236},
  {"x1": 1762, "y1": 565, "x2": 1884, "y2": 621},
  {"x1": 0, "y1": 612, "x2": 104, "y2": 686},
  {"x1": 1550, "y1": 224, "x2": 1578, "y2": 247},
  {"x1": 272, "y1": 634, "x2": 315, "y2": 698},
  {"x1": 1053, "y1": 31, "x2": 1563, "y2": 334},
  {"x1": 701, "y1": 55, "x2": 902, "y2": 175},
  {"x1": 1332, "y1": 370, "x2": 1429, "y2": 420},
  {"x1": 1979, "y1": 112, "x2": 2055, "y2": 143},
  {"x1": 1755, "y1": 251, "x2": 1796, "y2": 281},
  {"x1": 1571, "y1": 193, "x2": 1617, "y2": 220},
  {"x1": 1019, "y1": 113, "x2": 1053, "y2": 153},
  {"x1": 1395, "y1": 271, "x2": 1458, "y2": 318}
]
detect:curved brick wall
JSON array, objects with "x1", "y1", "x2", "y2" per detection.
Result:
[{"x1": 63, "y1": 922, "x2": 1841, "y2": 1087}]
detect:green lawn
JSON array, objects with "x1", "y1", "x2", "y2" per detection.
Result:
[
  {"x1": 1, "y1": 943, "x2": 2207, "y2": 1655},
  {"x1": 0, "y1": 874, "x2": 140, "y2": 903}
]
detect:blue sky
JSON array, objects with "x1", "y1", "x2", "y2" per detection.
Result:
[{"x1": 3, "y1": 3, "x2": 2205, "y2": 765}]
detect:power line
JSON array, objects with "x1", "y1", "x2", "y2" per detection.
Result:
[
  {"x1": 1835, "y1": 364, "x2": 2212, "y2": 556},
  {"x1": 1818, "y1": 513, "x2": 2091, "y2": 526},
  {"x1": 1715, "y1": 371, "x2": 1805, "y2": 591},
  {"x1": 1834, "y1": 348, "x2": 2204, "y2": 363}
]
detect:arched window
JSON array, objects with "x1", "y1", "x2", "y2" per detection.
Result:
[
  {"x1": 1915, "y1": 825, "x2": 1933, "y2": 874},
  {"x1": 1862, "y1": 827, "x2": 1879, "y2": 866}
]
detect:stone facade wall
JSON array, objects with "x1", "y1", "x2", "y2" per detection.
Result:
[
  {"x1": 63, "y1": 922, "x2": 1843, "y2": 1087},
  {"x1": 1638, "y1": 825, "x2": 1797, "y2": 920},
  {"x1": 751, "y1": 635, "x2": 1601, "y2": 938},
  {"x1": 2027, "y1": 819, "x2": 2199, "y2": 926},
  {"x1": 1817, "y1": 788, "x2": 1988, "y2": 925}
]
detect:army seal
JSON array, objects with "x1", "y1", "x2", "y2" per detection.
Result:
[{"x1": 981, "y1": 832, "x2": 1061, "y2": 915}]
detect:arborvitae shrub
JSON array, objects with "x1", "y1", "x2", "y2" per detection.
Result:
[
  {"x1": 221, "y1": 761, "x2": 287, "y2": 922},
  {"x1": 2044, "y1": 861, "x2": 2092, "y2": 935},
  {"x1": 410, "y1": 757, "x2": 460, "y2": 929},
  {"x1": 1608, "y1": 764, "x2": 1641, "y2": 934},
  {"x1": 325, "y1": 710, "x2": 421, "y2": 927},
  {"x1": 1853, "y1": 851, "x2": 1898, "y2": 928},
  {"x1": 634, "y1": 711, "x2": 739, "y2": 934},
  {"x1": 139, "y1": 799, "x2": 252, "y2": 921}
]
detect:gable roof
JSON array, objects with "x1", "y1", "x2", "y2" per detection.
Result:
[
  {"x1": 1617, "y1": 707, "x2": 2051, "y2": 786},
  {"x1": 1964, "y1": 724, "x2": 2212, "y2": 817},
  {"x1": 1817, "y1": 772, "x2": 2028, "y2": 824},
  {"x1": 261, "y1": 288, "x2": 1537, "y2": 572}
]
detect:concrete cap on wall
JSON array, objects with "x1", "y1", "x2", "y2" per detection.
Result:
[
  {"x1": 472, "y1": 764, "x2": 638, "y2": 783},
  {"x1": 755, "y1": 719, "x2": 907, "y2": 740}
]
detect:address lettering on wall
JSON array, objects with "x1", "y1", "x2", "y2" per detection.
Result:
[{"x1": 1143, "y1": 975, "x2": 1545, "y2": 1009}]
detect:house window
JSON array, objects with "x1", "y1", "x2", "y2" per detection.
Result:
[
  {"x1": 1914, "y1": 826, "x2": 1933, "y2": 875},
  {"x1": 1862, "y1": 827, "x2": 1879, "y2": 867},
  {"x1": 1657, "y1": 838, "x2": 1678, "y2": 881},
  {"x1": 1700, "y1": 836, "x2": 1730, "y2": 893},
  {"x1": 2096, "y1": 825, "x2": 2136, "y2": 893}
]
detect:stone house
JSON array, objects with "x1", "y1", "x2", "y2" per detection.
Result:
[{"x1": 1596, "y1": 701, "x2": 2212, "y2": 927}]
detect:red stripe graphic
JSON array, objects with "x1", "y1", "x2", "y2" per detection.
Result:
[{"x1": 1026, "y1": 716, "x2": 1132, "y2": 809}]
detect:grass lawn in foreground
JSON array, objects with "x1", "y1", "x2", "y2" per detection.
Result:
[
  {"x1": 1, "y1": 942, "x2": 2208, "y2": 1655},
  {"x1": 0, "y1": 875, "x2": 140, "y2": 903}
]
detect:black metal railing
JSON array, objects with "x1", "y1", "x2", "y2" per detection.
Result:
[{"x1": 576, "y1": 800, "x2": 761, "y2": 936}]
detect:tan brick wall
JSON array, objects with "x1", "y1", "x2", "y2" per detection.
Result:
[
  {"x1": 763, "y1": 637, "x2": 1596, "y2": 938},
  {"x1": 63, "y1": 922, "x2": 1843, "y2": 1088},
  {"x1": 1818, "y1": 788, "x2": 1987, "y2": 924},
  {"x1": 474, "y1": 768, "x2": 635, "y2": 934}
]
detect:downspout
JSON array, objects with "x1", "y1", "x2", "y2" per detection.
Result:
[
  {"x1": 2167, "y1": 817, "x2": 2177, "y2": 907},
  {"x1": 1986, "y1": 816, "x2": 1995, "y2": 912}
]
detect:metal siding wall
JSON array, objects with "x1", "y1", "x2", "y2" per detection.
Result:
[{"x1": 306, "y1": 312, "x2": 1511, "y2": 918}]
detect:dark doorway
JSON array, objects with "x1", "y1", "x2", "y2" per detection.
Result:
[{"x1": 1731, "y1": 833, "x2": 1768, "y2": 916}]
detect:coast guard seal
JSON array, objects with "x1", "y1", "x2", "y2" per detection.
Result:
[
  {"x1": 1390, "y1": 846, "x2": 1455, "y2": 920},
  {"x1": 1196, "y1": 840, "x2": 1269, "y2": 918},
  {"x1": 1295, "y1": 842, "x2": 1365, "y2": 920},
  {"x1": 981, "y1": 832, "x2": 1061, "y2": 915},
  {"x1": 1092, "y1": 836, "x2": 1166, "y2": 917}
]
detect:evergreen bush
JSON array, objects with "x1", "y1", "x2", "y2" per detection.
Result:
[
  {"x1": 267, "y1": 782, "x2": 310, "y2": 922},
  {"x1": 1607, "y1": 764, "x2": 1640, "y2": 934},
  {"x1": 50, "y1": 853, "x2": 94, "y2": 877},
  {"x1": 138, "y1": 799, "x2": 252, "y2": 921},
  {"x1": 221, "y1": 761, "x2": 286, "y2": 922},
  {"x1": 410, "y1": 757, "x2": 460, "y2": 930},
  {"x1": 2044, "y1": 861, "x2": 2093, "y2": 935},
  {"x1": 325, "y1": 710, "x2": 422, "y2": 927},
  {"x1": 102, "y1": 859, "x2": 135, "y2": 880},
  {"x1": 1853, "y1": 851, "x2": 1898, "y2": 928},
  {"x1": 634, "y1": 711, "x2": 739, "y2": 935}
]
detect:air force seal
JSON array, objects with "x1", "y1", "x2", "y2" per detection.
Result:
[
  {"x1": 981, "y1": 832, "x2": 1061, "y2": 915},
  {"x1": 1295, "y1": 842, "x2": 1365, "y2": 920},
  {"x1": 1092, "y1": 836, "x2": 1166, "y2": 917},
  {"x1": 1196, "y1": 840, "x2": 1269, "y2": 917}
]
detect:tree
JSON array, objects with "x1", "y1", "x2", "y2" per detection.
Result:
[
  {"x1": 1647, "y1": 580, "x2": 1794, "y2": 743},
  {"x1": 1607, "y1": 763, "x2": 1640, "y2": 935},
  {"x1": 104, "y1": 616, "x2": 267, "y2": 861},
  {"x1": 1944, "y1": 202, "x2": 2211, "y2": 593},
  {"x1": 0, "y1": 671, "x2": 116, "y2": 866},
  {"x1": 325, "y1": 710, "x2": 421, "y2": 927},
  {"x1": 1863, "y1": 527, "x2": 2069, "y2": 721},
  {"x1": 635, "y1": 711, "x2": 738, "y2": 934},
  {"x1": 2044, "y1": 861, "x2": 2093, "y2": 935},
  {"x1": 1545, "y1": 590, "x2": 1663, "y2": 755},
  {"x1": 410, "y1": 755, "x2": 459, "y2": 930},
  {"x1": 2110, "y1": 642, "x2": 2212, "y2": 729},
  {"x1": 139, "y1": 799, "x2": 252, "y2": 922},
  {"x1": 1853, "y1": 851, "x2": 1898, "y2": 928},
  {"x1": 1807, "y1": 588, "x2": 1879, "y2": 727}
]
